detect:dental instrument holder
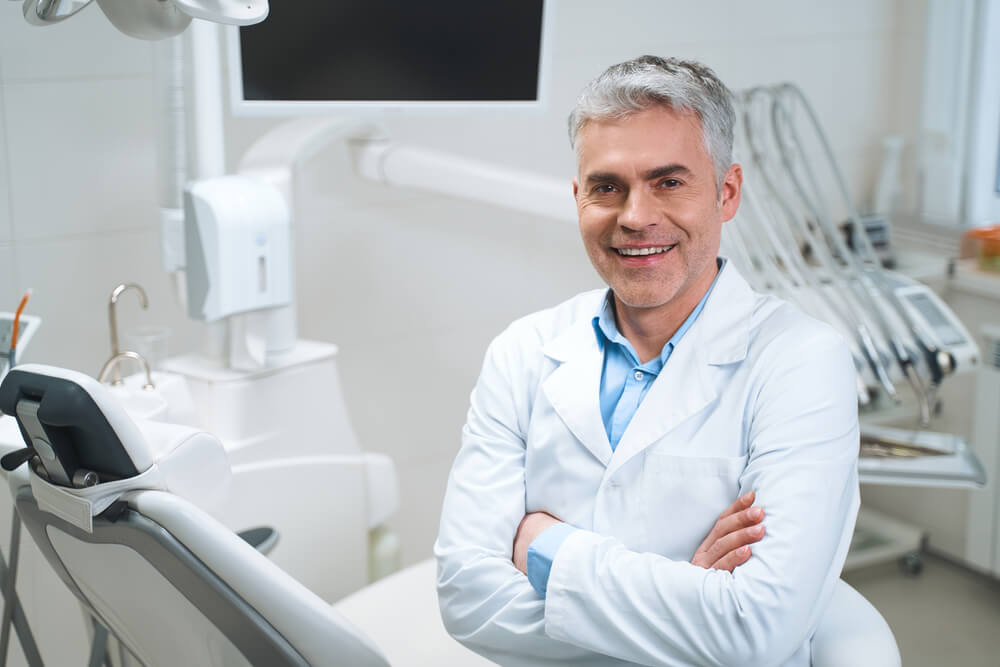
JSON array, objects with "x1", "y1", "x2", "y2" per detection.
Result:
[
  {"x1": 106, "y1": 283, "x2": 148, "y2": 385},
  {"x1": 844, "y1": 215, "x2": 894, "y2": 269},
  {"x1": 733, "y1": 84, "x2": 985, "y2": 492},
  {"x1": 746, "y1": 83, "x2": 971, "y2": 426},
  {"x1": 0, "y1": 313, "x2": 41, "y2": 385}
]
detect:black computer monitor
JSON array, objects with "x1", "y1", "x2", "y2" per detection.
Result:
[{"x1": 228, "y1": 0, "x2": 551, "y2": 115}]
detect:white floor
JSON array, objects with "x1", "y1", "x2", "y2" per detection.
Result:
[{"x1": 845, "y1": 552, "x2": 1000, "y2": 667}]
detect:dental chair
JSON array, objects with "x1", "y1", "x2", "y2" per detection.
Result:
[{"x1": 0, "y1": 365, "x2": 899, "y2": 667}]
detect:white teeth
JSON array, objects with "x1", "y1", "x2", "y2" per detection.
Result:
[{"x1": 617, "y1": 245, "x2": 675, "y2": 256}]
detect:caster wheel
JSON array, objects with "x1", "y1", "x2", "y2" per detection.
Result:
[{"x1": 899, "y1": 552, "x2": 923, "y2": 576}]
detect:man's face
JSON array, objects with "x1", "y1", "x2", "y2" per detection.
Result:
[{"x1": 573, "y1": 107, "x2": 742, "y2": 316}]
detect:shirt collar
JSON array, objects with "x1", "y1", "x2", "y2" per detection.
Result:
[{"x1": 592, "y1": 258, "x2": 727, "y2": 365}]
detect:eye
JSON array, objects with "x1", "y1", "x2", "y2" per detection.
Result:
[
  {"x1": 658, "y1": 178, "x2": 682, "y2": 189},
  {"x1": 592, "y1": 183, "x2": 620, "y2": 194}
]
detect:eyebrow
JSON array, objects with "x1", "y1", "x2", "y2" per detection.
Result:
[
  {"x1": 583, "y1": 163, "x2": 692, "y2": 186},
  {"x1": 642, "y1": 164, "x2": 692, "y2": 180}
]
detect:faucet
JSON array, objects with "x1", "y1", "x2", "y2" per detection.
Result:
[
  {"x1": 106, "y1": 283, "x2": 148, "y2": 385},
  {"x1": 99, "y1": 351, "x2": 155, "y2": 391}
]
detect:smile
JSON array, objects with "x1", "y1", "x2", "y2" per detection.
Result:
[{"x1": 615, "y1": 245, "x2": 676, "y2": 256}]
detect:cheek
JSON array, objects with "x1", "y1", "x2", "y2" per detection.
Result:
[
  {"x1": 578, "y1": 213, "x2": 608, "y2": 247},
  {"x1": 580, "y1": 233, "x2": 607, "y2": 266}
]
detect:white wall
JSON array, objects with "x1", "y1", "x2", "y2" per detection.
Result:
[
  {"x1": 0, "y1": 6, "x2": 202, "y2": 375},
  {"x1": 0, "y1": 3, "x2": 926, "y2": 659}
]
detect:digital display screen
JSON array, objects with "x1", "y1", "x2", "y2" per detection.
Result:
[{"x1": 239, "y1": 1, "x2": 545, "y2": 102}]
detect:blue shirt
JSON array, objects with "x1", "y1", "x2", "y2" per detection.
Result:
[{"x1": 526, "y1": 259, "x2": 725, "y2": 598}]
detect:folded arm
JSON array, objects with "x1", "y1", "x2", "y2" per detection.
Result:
[{"x1": 434, "y1": 335, "x2": 606, "y2": 664}]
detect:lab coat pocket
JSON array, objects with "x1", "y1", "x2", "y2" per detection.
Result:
[{"x1": 641, "y1": 453, "x2": 748, "y2": 560}]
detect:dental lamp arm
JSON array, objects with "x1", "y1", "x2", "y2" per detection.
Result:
[
  {"x1": 356, "y1": 139, "x2": 577, "y2": 223},
  {"x1": 19, "y1": 0, "x2": 267, "y2": 39}
]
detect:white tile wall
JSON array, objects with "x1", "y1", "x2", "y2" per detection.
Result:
[
  {"x1": 386, "y1": 454, "x2": 457, "y2": 564},
  {"x1": 0, "y1": 245, "x2": 15, "y2": 309},
  {"x1": 4, "y1": 77, "x2": 159, "y2": 241},
  {"x1": 553, "y1": 0, "x2": 892, "y2": 55},
  {"x1": 294, "y1": 191, "x2": 597, "y2": 465},
  {"x1": 0, "y1": 82, "x2": 10, "y2": 244},
  {"x1": 12, "y1": 230, "x2": 199, "y2": 373},
  {"x1": 890, "y1": 1, "x2": 930, "y2": 216},
  {"x1": 332, "y1": 320, "x2": 491, "y2": 467},
  {"x1": 295, "y1": 193, "x2": 595, "y2": 350},
  {"x1": 0, "y1": 2, "x2": 153, "y2": 82},
  {"x1": 824, "y1": 36, "x2": 897, "y2": 153}
]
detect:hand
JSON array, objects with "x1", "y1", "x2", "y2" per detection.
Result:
[
  {"x1": 512, "y1": 511, "x2": 561, "y2": 574},
  {"x1": 690, "y1": 491, "x2": 765, "y2": 572}
]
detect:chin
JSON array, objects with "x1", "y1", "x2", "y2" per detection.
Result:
[{"x1": 611, "y1": 285, "x2": 680, "y2": 310}]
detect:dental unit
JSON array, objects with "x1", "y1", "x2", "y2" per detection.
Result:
[{"x1": 0, "y1": 3, "x2": 403, "y2": 664}]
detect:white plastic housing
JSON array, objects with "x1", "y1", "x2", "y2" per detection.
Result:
[
  {"x1": 184, "y1": 175, "x2": 292, "y2": 323},
  {"x1": 174, "y1": 0, "x2": 268, "y2": 25}
]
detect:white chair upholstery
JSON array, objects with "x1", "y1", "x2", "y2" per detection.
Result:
[
  {"x1": 0, "y1": 364, "x2": 391, "y2": 667},
  {"x1": 334, "y1": 559, "x2": 494, "y2": 666},
  {"x1": 811, "y1": 579, "x2": 901, "y2": 666}
]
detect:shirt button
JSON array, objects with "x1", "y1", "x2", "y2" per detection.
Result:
[{"x1": 634, "y1": 370, "x2": 644, "y2": 381}]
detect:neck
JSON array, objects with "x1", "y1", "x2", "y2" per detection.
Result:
[{"x1": 613, "y1": 263, "x2": 719, "y2": 364}]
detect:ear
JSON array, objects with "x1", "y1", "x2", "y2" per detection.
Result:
[
  {"x1": 572, "y1": 178, "x2": 580, "y2": 199},
  {"x1": 718, "y1": 164, "x2": 742, "y2": 222}
]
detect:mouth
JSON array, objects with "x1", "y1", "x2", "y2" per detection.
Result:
[{"x1": 614, "y1": 244, "x2": 677, "y2": 257}]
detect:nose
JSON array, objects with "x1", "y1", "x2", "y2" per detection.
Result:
[{"x1": 618, "y1": 188, "x2": 658, "y2": 232}]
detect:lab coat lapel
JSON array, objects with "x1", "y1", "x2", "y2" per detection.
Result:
[
  {"x1": 606, "y1": 263, "x2": 754, "y2": 478},
  {"x1": 541, "y1": 316, "x2": 613, "y2": 467}
]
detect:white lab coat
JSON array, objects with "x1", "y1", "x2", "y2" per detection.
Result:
[{"x1": 435, "y1": 262, "x2": 860, "y2": 667}]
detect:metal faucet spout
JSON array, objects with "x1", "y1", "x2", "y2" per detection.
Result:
[
  {"x1": 107, "y1": 283, "x2": 148, "y2": 385},
  {"x1": 98, "y1": 351, "x2": 155, "y2": 391}
]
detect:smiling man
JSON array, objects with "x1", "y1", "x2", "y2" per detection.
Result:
[{"x1": 435, "y1": 56, "x2": 860, "y2": 666}]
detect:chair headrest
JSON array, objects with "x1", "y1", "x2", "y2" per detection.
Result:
[
  {"x1": 0, "y1": 364, "x2": 230, "y2": 529},
  {"x1": 0, "y1": 364, "x2": 148, "y2": 484}
]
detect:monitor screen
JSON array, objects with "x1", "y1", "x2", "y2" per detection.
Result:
[{"x1": 229, "y1": 0, "x2": 550, "y2": 115}]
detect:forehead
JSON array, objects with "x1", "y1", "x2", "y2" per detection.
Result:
[{"x1": 575, "y1": 107, "x2": 712, "y2": 176}]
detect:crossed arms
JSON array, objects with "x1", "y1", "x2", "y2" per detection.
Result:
[{"x1": 512, "y1": 490, "x2": 765, "y2": 580}]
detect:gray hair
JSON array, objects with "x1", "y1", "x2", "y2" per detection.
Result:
[{"x1": 568, "y1": 56, "x2": 736, "y2": 187}]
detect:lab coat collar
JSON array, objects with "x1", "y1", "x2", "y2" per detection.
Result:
[
  {"x1": 610, "y1": 260, "x2": 754, "y2": 476},
  {"x1": 541, "y1": 306, "x2": 613, "y2": 466},
  {"x1": 698, "y1": 258, "x2": 753, "y2": 366},
  {"x1": 540, "y1": 260, "x2": 755, "y2": 473}
]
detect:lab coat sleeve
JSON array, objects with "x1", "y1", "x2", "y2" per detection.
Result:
[
  {"x1": 434, "y1": 329, "x2": 602, "y2": 664},
  {"x1": 542, "y1": 326, "x2": 860, "y2": 667}
]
